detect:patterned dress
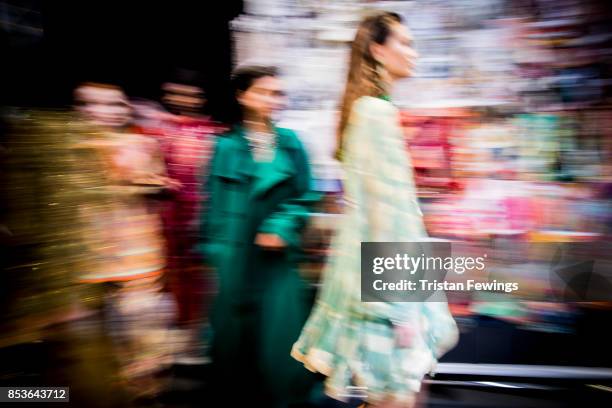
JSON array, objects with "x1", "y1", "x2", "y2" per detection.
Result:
[
  {"x1": 157, "y1": 116, "x2": 222, "y2": 325},
  {"x1": 138, "y1": 115, "x2": 224, "y2": 325},
  {"x1": 291, "y1": 96, "x2": 459, "y2": 404},
  {"x1": 77, "y1": 131, "x2": 172, "y2": 397}
]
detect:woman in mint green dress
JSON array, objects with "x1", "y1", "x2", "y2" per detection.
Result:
[{"x1": 291, "y1": 12, "x2": 459, "y2": 408}]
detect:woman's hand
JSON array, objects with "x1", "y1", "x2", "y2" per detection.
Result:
[
  {"x1": 160, "y1": 176, "x2": 183, "y2": 191},
  {"x1": 255, "y1": 233, "x2": 287, "y2": 250}
]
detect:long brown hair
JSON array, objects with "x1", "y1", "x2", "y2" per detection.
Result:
[{"x1": 335, "y1": 11, "x2": 402, "y2": 161}]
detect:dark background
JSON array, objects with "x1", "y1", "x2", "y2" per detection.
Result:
[{"x1": 1, "y1": 0, "x2": 244, "y2": 120}]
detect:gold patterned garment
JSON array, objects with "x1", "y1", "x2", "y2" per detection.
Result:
[
  {"x1": 1, "y1": 111, "x2": 108, "y2": 340},
  {"x1": 74, "y1": 129, "x2": 173, "y2": 397},
  {"x1": 1, "y1": 112, "x2": 172, "y2": 398},
  {"x1": 77, "y1": 132, "x2": 167, "y2": 283}
]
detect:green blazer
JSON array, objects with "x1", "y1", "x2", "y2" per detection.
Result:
[{"x1": 199, "y1": 125, "x2": 320, "y2": 402}]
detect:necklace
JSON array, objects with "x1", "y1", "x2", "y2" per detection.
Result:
[{"x1": 245, "y1": 129, "x2": 276, "y2": 162}]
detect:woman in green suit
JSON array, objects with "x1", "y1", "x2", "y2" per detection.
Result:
[{"x1": 200, "y1": 65, "x2": 319, "y2": 406}]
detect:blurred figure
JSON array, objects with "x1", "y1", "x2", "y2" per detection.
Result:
[
  {"x1": 74, "y1": 82, "x2": 173, "y2": 400},
  {"x1": 75, "y1": 83, "x2": 132, "y2": 129},
  {"x1": 200, "y1": 65, "x2": 319, "y2": 407},
  {"x1": 291, "y1": 12, "x2": 458, "y2": 408},
  {"x1": 135, "y1": 70, "x2": 225, "y2": 362},
  {"x1": 158, "y1": 71, "x2": 224, "y2": 325},
  {"x1": 0, "y1": 111, "x2": 132, "y2": 408}
]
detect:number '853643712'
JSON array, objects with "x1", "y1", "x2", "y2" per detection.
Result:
[{"x1": 1, "y1": 387, "x2": 69, "y2": 402}]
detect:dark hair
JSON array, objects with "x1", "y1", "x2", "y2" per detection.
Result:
[
  {"x1": 160, "y1": 67, "x2": 206, "y2": 114},
  {"x1": 167, "y1": 67, "x2": 204, "y2": 89},
  {"x1": 226, "y1": 65, "x2": 279, "y2": 126}
]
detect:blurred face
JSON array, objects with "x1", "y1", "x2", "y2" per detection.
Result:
[
  {"x1": 75, "y1": 86, "x2": 131, "y2": 128},
  {"x1": 162, "y1": 82, "x2": 205, "y2": 116},
  {"x1": 237, "y1": 75, "x2": 285, "y2": 122},
  {"x1": 371, "y1": 23, "x2": 417, "y2": 80}
]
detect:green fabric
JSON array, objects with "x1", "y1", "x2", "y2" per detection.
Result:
[
  {"x1": 199, "y1": 125, "x2": 320, "y2": 404},
  {"x1": 292, "y1": 97, "x2": 459, "y2": 403}
]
